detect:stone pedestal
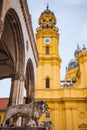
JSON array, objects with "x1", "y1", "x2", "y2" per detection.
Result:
[{"x1": 0, "y1": 127, "x2": 46, "y2": 130}]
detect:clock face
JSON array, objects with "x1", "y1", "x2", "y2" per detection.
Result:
[{"x1": 44, "y1": 38, "x2": 51, "y2": 44}]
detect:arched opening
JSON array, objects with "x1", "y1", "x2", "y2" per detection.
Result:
[
  {"x1": 25, "y1": 59, "x2": 35, "y2": 103},
  {"x1": 46, "y1": 78, "x2": 50, "y2": 88},
  {"x1": 46, "y1": 46, "x2": 49, "y2": 54},
  {"x1": 0, "y1": 9, "x2": 25, "y2": 105}
]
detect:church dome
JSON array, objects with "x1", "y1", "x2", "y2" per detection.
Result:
[
  {"x1": 67, "y1": 59, "x2": 79, "y2": 71},
  {"x1": 41, "y1": 5, "x2": 54, "y2": 16},
  {"x1": 38, "y1": 5, "x2": 57, "y2": 29}
]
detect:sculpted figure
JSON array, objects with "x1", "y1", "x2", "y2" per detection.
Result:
[
  {"x1": 40, "y1": 120, "x2": 53, "y2": 130},
  {"x1": 2, "y1": 100, "x2": 48, "y2": 127}
]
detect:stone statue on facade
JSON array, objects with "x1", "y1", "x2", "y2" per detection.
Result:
[{"x1": 2, "y1": 100, "x2": 49, "y2": 128}]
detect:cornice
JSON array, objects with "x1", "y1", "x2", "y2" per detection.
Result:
[
  {"x1": 35, "y1": 87, "x2": 87, "y2": 99},
  {"x1": 61, "y1": 97, "x2": 87, "y2": 101},
  {"x1": 39, "y1": 56, "x2": 61, "y2": 66},
  {"x1": 20, "y1": 0, "x2": 38, "y2": 66},
  {"x1": 36, "y1": 28, "x2": 59, "y2": 39},
  {"x1": 35, "y1": 97, "x2": 87, "y2": 102}
]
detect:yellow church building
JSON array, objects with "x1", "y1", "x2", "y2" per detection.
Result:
[{"x1": 35, "y1": 5, "x2": 87, "y2": 130}]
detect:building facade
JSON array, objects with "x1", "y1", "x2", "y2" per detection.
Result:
[
  {"x1": 35, "y1": 6, "x2": 87, "y2": 130},
  {"x1": 0, "y1": 98, "x2": 8, "y2": 125},
  {"x1": 0, "y1": 1, "x2": 87, "y2": 130},
  {"x1": 0, "y1": 0, "x2": 38, "y2": 123}
]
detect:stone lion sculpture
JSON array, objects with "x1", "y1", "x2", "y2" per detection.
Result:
[{"x1": 2, "y1": 100, "x2": 49, "y2": 127}]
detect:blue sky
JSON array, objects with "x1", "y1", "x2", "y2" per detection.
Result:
[
  {"x1": 0, "y1": 0, "x2": 87, "y2": 97},
  {"x1": 28, "y1": 0, "x2": 87, "y2": 78}
]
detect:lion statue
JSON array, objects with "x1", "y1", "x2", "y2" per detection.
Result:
[{"x1": 2, "y1": 100, "x2": 49, "y2": 127}]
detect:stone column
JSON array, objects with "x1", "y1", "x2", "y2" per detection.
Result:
[
  {"x1": 0, "y1": 20, "x2": 4, "y2": 39},
  {"x1": 8, "y1": 72, "x2": 25, "y2": 106}
]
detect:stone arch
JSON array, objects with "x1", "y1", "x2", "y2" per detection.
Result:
[
  {"x1": 0, "y1": 8, "x2": 25, "y2": 105},
  {"x1": 0, "y1": 40, "x2": 14, "y2": 79},
  {"x1": 25, "y1": 59, "x2": 35, "y2": 103}
]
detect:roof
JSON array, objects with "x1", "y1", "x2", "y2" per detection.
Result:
[
  {"x1": 41, "y1": 5, "x2": 54, "y2": 16},
  {"x1": 0, "y1": 98, "x2": 8, "y2": 110},
  {"x1": 0, "y1": 98, "x2": 26, "y2": 110},
  {"x1": 67, "y1": 59, "x2": 79, "y2": 71},
  {"x1": 38, "y1": 6, "x2": 57, "y2": 29}
]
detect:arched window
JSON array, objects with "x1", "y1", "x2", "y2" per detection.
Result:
[
  {"x1": 46, "y1": 78, "x2": 50, "y2": 88},
  {"x1": 46, "y1": 46, "x2": 49, "y2": 54}
]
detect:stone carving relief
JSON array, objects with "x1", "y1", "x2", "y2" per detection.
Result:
[{"x1": 79, "y1": 112, "x2": 86, "y2": 119}]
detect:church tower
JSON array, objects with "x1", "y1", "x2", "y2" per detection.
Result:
[
  {"x1": 35, "y1": 5, "x2": 61, "y2": 130},
  {"x1": 35, "y1": 5, "x2": 61, "y2": 90}
]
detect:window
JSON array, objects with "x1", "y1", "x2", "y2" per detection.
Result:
[
  {"x1": 46, "y1": 78, "x2": 50, "y2": 88},
  {"x1": 46, "y1": 46, "x2": 49, "y2": 54}
]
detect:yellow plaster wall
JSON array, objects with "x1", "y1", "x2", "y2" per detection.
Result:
[
  {"x1": 36, "y1": 88, "x2": 87, "y2": 130},
  {"x1": 0, "y1": 112, "x2": 5, "y2": 124},
  {"x1": 35, "y1": 8, "x2": 87, "y2": 130}
]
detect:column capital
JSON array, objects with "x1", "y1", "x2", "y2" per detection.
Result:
[{"x1": 12, "y1": 71, "x2": 25, "y2": 81}]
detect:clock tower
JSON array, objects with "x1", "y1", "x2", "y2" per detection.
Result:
[
  {"x1": 35, "y1": 6, "x2": 61, "y2": 130},
  {"x1": 35, "y1": 5, "x2": 87, "y2": 130},
  {"x1": 36, "y1": 5, "x2": 61, "y2": 90}
]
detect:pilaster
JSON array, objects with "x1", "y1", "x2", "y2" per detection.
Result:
[{"x1": 77, "y1": 51, "x2": 87, "y2": 87}]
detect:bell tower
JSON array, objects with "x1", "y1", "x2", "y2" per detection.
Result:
[
  {"x1": 35, "y1": 5, "x2": 87, "y2": 130},
  {"x1": 35, "y1": 5, "x2": 61, "y2": 91},
  {"x1": 35, "y1": 6, "x2": 61, "y2": 130}
]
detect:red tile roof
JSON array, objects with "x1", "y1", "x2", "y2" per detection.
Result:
[
  {"x1": 0, "y1": 98, "x2": 26, "y2": 110},
  {"x1": 0, "y1": 98, "x2": 8, "y2": 110}
]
